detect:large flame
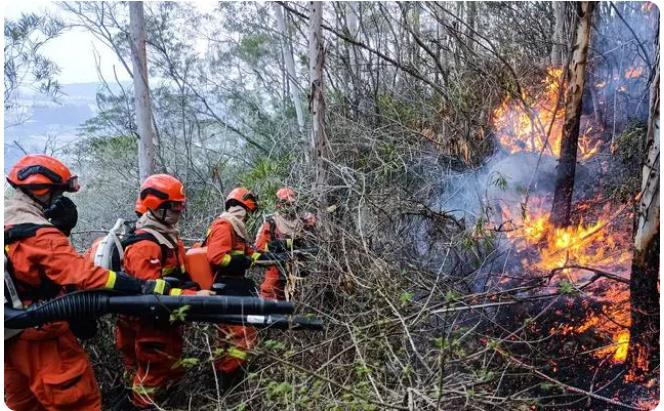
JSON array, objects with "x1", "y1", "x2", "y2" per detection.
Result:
[
  {"x1": 501, "y1": 200, "x2": 633, "y2": 363},
  {"x1": 492, "y1": 67, "x2": 601, "y2": 160}
]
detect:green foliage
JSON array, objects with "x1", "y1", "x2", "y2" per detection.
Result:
[
  {"x1": 4, "y1": 12, "x2": 64, "y2": 109},
  {"x1": 444, "y1": 290, "x2": 460, "y2": 303},
  {"x1": 169, "y1": 305, "x2": 191, "y2": 323},
  {"x1": 492, "y1": 172, "x2": 508, "y2": 190},
  {"x1": 558, "y1": 280, "x2": 578, "y2": 296},
  {"x1": 263, "y1": 339, "x2": 286, "y2": 352},
  {"x1": 237, "y1": 33, "x2": 271, "y2": 64},
  {"x1": 399, "y1": 291, "x2": 414, "y2": 305}
]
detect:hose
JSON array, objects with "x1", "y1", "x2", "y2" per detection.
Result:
[{"x1": 5, "y1": 291, "x2": 294, "y2": 329}]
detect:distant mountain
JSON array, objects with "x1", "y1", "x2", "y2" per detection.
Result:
[{"x1": 4, "y1": 82, "x2": 127, "y2": 171}]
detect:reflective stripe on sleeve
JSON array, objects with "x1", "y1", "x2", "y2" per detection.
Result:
[
  {"x1": 220, "y1": 254, "x2": 232, "y2": 267},
  {"x1": 227, "y1": 347, "x2": 248, "y2": 360},
  {"x1": 154, "y1": 279, "x2": 166, "y2": 294},
  {"x1": 105, "y1": 270, "x2": 117, "y2": 289}
]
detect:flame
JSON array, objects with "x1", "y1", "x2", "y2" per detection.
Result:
[
  {"x1": 612, "y1": 330, "x2": 630, "y2": 362},
  {"x1": 625, "y1": 66, "x2": 644, "y2": 79},
  {"x1": 503, "y1": 202, "x2": 631, "y2": 277},
  {"x1": 501, "y1": 199, "x2": 633, "y2": 362},
  {"x1": 642, "y1": 2, "x2": 654, "y2": 12},
  {"x1": 492, "y1": 67, "x2": 600, "y2": 160}
]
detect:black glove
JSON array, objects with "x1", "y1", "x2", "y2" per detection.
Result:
[
  {"x1": 43, "y1": 195, "x2": 78, "y2": 236},
  {"x1": 267, "y1": 239, "x2": 290, "y2": 253},
  {"x1": 111, "y1": 271, "x2": 175, "y2": 295},
  {"x1": 212, "y1": 277, "x2": 256, "y2": 296},
  {"x1": 142, "y1": 279, "x2": 173, "y2": 295},
  {"x1": 228, "y1": 254, "x2": 252, "y2": 269},
  {"x1": 256, "y1": 252, "x2": 290, "y2": 262}
]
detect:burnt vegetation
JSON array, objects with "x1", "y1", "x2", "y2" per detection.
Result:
[{"x1": 15, "y1": 1, "x2": 659, "y2": 409}]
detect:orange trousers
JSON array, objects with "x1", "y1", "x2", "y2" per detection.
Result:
[
  {"x1": 5, "y1": 325, "x2": 101, "y2": 411},
  {"x1": 259, "y1": 266, "x2": 286, "y2": 300},
  {"x1": 214, "y1": 324, "x2": 257, "y2": 374},
  {"x1": 115, "y1": 317, "x2": 184, "y2": 408}
]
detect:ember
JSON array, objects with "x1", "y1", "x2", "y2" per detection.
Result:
[{"x1": 624, "y1": 66, "x2": 644, "y2": 79}]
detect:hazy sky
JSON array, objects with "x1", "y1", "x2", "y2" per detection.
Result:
[
  {"x1": 4, "y1": 0, "x2": 133, "y2": 84},
  {"x1": 3, "y1": 0, "x2": 218, "y2": 85}
]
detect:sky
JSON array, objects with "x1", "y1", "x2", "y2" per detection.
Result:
[
  {"x1": 3, "y1": 0, "x2": 218, "y2": 85},
  {"x1": 4, "y1": 0, "x2": 133, "y2": 84}
]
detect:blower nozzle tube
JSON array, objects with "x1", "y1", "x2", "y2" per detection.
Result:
[{"x1": 5, "y1": 292, "x2": 294, "y2": 329}]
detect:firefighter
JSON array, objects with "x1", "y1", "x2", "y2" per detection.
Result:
[
  {"x1": 255, "y1": 187, "x2": 316, "y2": 300},
  {"x1": 114, "y1": 174, "x2": 213, "y2": 410},
  {"x1": 204, "y1": 187, "x2": 262, "y2": 384},
  {"x1": 4, "y1": 154, "x2": 180, "y2": 411}
]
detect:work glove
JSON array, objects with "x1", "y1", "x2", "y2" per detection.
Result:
[
  {"x1": 228, "y1": 254, "x2": 253, "y2": 270},
  {"x1": 254, "y1": 252, "x2": 290, "y2": 263},
  {"x1": 44, "y1": 195, "x2": 78, "y2": 236},
  {"x1": 109, "y1": 271, "x2": 182, "y2": 295},
  {"x1": 142, "y1": 279, "x2": 176, "y2": 295},
  {"x1": 267, "y1": 239, "x2": 290, "y2": 253}
]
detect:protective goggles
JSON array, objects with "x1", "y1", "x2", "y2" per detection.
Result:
[
  {"x1": 17, "y1": 165, "x2": 80, "y2": 192},
  {"x1": 159, "y1": 201, "x2": 186, "y2": 212}
]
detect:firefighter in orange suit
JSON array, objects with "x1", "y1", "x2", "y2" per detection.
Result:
[
  {"x1": 255, "y1": 187, "x2": 316, "y2": 300},
  {"x1": 114, "y1": 174, "x2": 213, "y2": 410},
  {"x1": 4, "y1": 155, "x2": 179, "y2": 411},
  {"x1": 204, "y1": 187, "x2": 262, "y2": 381}
]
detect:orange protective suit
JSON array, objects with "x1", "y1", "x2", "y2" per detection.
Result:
[
  {"x1": 254, "y1": 221, "x2": 285, "y2": 300},
  {"x1": 205, "y1": 217, "x2": 258, "y2": 375},
  {"x1": 115, "y1": 232, "x2": 194, "y2": 408},
  {"x1": 5, "y1": 225, "x2": 114, "y2": 411}
]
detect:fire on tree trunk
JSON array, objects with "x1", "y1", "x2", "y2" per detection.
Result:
[
  {"x1": 627, "y1": 46, "x2": 659, "y2": 381},
  {"x1": 550, "y1": 2, "x2": 595, "y2": 227}
]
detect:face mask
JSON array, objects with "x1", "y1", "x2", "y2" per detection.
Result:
[
  {"x1": 163, "y1": 209, "x2": 182, "y2": 226},
  {"x1": 43, "y1": 195, "x2": 78, "y2": 236}
]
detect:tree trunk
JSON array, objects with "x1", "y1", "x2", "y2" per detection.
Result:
[
  {"x1": 129, "y1": 1, "x2": 156, "y2": 182},
  {"x1": 550, "y1": 2, "x2": 594, "y2": 227},
  {"x1": 627, "y1": 47, "x2": 659, "y2": 380},
  {"x1": 308, "y1": 1, "x2": 329, "y2": 204},
  {"x1": 551, "y1": 2, "x2": 568, "y2": 66},
  {"x1": 275, "y1": 4, "x2": 305, "y2": 135},
  {"x1": 465, "y1": 1, "x2": 477, "y2": 53}
]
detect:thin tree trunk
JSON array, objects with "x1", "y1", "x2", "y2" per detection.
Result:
[
  {"x1": 627, "y1": 47, "x2": 659, "y2": 379},
  {"x1": 550, "y1": 2, "x2": 594, "y2": 227},
  {"x1": 129, "y1": 1, "x2": 155, "y2": 182},
  {"x1": 465, "y1": 1, "x2": 477, "y2": 53},
  {"x1": 308, "y1": 1, "x2": 329, "y2": 203},
  {"x1": 551, "y1": 2, "x2": 568, "y2": 66},
  {"x1": 275, "y1": 4, "x2": 305, "y2": 135}
]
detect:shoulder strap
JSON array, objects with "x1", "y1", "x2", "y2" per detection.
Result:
[
  {"x1": 5, "y1": 223, "x2": 52, "y2": 245},
  {"x1": 267, "y1": 217, "x2": 277, "y2": 240},
  {"x1": 121, "y1": 232, "x2": 170, "y2": 267}
]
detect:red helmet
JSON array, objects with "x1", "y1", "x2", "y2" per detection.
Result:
[
  {"x1": 134, "y1": 196, "x2": 148, "y2": 216},
  {"x1": 225, "y1": 187, "x2": 258, "y2": 212},
  {"x1": 138, "y1": 174, "x2": 186, "y2": 212},
  {"x1": 276, "y1": 187, "x2": 296, "y2": 202},
  {"x1": 276, "y1": 187, "x2": 296, "y2": 208},
  {"x1": 7, "y1": 154, "x2": 80, "y2": 196}
]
